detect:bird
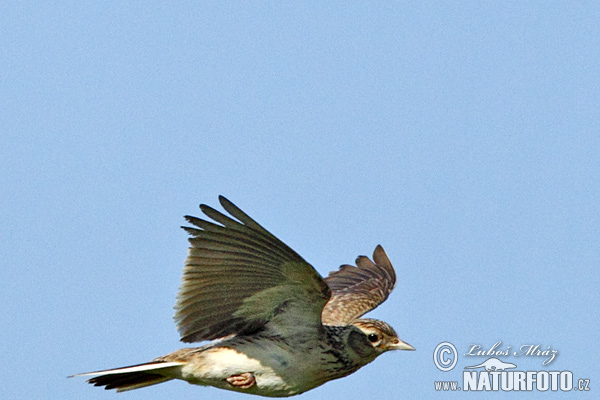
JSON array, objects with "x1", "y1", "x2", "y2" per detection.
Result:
[{"x1": 72, "y1": 196, "x2": 414, "y2": 397}]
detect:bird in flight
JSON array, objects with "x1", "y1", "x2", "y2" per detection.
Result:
[{"x1": 72, "y1": 196, "x2": 414, "y2": 397}]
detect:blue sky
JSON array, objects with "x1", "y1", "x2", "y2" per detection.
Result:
[{"x1": 1, "y1": 2, "x2": 598, "y2": 399}]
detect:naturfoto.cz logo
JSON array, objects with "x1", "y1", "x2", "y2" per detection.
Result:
[{"x1": 433, "y1": 341, "x2": 591, "y2": 392}]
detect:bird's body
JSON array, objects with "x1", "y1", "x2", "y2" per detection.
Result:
[{"x1": 73, "y1": 197, "x2": 413, "y2": 396}]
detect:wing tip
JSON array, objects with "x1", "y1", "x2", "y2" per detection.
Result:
[
  {"x1": 372, "y1": 244, "x2": 396, "y2": 285},
  {"x1": 218, "y1": 194, "x2": 230, "y2": 205}
]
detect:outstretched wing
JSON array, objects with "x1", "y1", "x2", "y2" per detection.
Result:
[
  {"x1": 174, "y1": 196, "x2": 331, "y2": 343},
  {"x1": 321, "y1": 245, "x2": 396, "y2": 325}
]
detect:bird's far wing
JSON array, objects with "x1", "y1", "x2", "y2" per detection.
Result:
[
  {"x1": 321, "y1": 245, "x2": 396, "y2": 325},
  {"x1": 174, "y1": 196, "x2": 331, "y2": 343}
]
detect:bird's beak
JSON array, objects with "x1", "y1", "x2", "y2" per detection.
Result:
[{"x1": 389, "y1": 339, "x2": 415, "y2": 351}]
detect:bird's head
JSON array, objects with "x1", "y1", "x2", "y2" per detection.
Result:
[{"x1": 351, "y1": 318, "x2": 414, "y2": 353}]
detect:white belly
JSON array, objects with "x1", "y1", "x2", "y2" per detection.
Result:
[{"x1": 180, "y1": 346, "x2": 315, "y2": 397}]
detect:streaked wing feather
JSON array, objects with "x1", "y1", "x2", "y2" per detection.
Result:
[
  {"x1": 174, "y1": 196, "x2": 330, "y2": 343},
  {"x1": 321, "y1": 245, "x2": 396, "y2": 324}
]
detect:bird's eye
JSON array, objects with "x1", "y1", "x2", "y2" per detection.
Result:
[{"x1": 367, "y1": 333, "x2": 380, "y2": 343}]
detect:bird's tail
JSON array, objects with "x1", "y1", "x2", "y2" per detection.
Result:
[{"x1": 70, "y1": 361, "x2": 185, "y2": 392}]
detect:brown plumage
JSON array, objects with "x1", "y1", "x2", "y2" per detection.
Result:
[
  {"x1": 322, "y1": 245, "x2": 396, "y2": 324},
  {"x1": 72, "y1": 196, "x2": 414, "y2": 396}
]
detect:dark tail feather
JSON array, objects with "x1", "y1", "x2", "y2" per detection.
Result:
[
  {"x1": 71, "y1": 361, "x2": 185, "y2": 392},
  {"x1": 88, "y1": 371, "x2": 172, "y2": 392}
]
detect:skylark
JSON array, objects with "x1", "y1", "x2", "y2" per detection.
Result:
[{"x1": 73, "y1": 196, "x2": 414, "y2": 396}]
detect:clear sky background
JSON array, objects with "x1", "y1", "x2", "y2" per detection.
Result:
[{"x1": 1, "y1": 2, "x2": 599, "y2": 399}]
